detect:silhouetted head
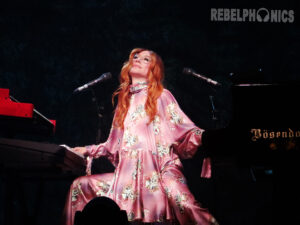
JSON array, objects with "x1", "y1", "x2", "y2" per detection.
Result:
[{"x1": 74, "y1": 197, "x2": 128, "y2": 225}]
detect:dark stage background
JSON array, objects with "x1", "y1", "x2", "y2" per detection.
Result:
[{"x1": 0, "y1": 0, "x2": 299, "y2": 225}]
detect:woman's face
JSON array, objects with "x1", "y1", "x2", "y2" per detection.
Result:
[{"x1": 129, "y1": 50, "x2": 152, "y2": 80}]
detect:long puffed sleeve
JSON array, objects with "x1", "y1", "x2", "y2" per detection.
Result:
[
  {"x1": 158, "y1": 90, "x2": 211, "y2": 178},
  {"x1": 158, "y1": 89, "x2": 204, "y2": 159},
  {"x1": 86, "y1": 115, "x2": 123, "y2": 168}
]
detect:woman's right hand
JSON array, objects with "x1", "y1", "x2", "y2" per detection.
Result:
[{"x1": 72, "y1": 147, "x2": 88, "y2": 156}]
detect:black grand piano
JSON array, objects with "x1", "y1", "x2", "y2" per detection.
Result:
[
  {"x1": 202, "y1": 83, "x2": 300, "y2": 225},
  {"x1": 204, "y1": 83, "x2": 299, "y2": 170}
]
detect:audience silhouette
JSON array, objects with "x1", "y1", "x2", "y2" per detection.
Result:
[{"x1": 74, "y1": 197, "x2": 129, "y2": 225}]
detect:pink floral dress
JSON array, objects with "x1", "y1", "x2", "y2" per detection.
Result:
[{"x1": 63, "y1": 84, "x2": 216, "y2": 225}]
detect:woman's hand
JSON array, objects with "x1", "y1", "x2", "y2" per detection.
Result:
[{"x1": 72, "y1": 147, "x2": 88, "y2": 156}]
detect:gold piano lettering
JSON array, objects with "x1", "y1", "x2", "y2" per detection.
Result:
[
  {"x1": 276, "y1": 131, "x2": 281, "y2": 138},
  {"x1": 282, "y1": 131, "x2": 287, "y2": 138},
  {"x1": 269, "y1": 131, "x2": 275, "y2": 139},
  {"x1": 251, "y1": 128, "x2": 300, "y2": 141},
  {"x1": 250, "y1": 129, "x2": 261, "y2": 141},
  {"x1": 288, "y1": 128, "x2": 294, "y2": 138},
  {"x1": 263, "y1": 130, "x2": 269, "y2": 139}
]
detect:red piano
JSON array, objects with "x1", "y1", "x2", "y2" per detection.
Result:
[
  {"x1": 0, "y1": 88, "x2": 85, "y2": 225},
  {"x1": 0, "y1": 88, "x2": 56, "y2": 136},
  {"x1": 0, "y1": 88, "x2": 85, "y2": 175},
  {"x1": 0, "y1": 88, "x2": 34, "y2": 118}
]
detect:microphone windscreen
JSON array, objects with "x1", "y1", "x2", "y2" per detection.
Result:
[
  {"x1": 182, "y1": 68, "x2": 194, "y2": 75},
  {"x1": 103, "y1": 72, "x2": 112, "y2": 80},
  {"x1": 95, "y1": 72, "x2": 112, "y2": 83}
]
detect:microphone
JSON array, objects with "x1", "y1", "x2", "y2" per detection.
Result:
[
  {"x1": 73, "y1": 72, "x2": 112, "y2": 93},
  {"x1": 183, "y1": 68, "x2": 221, "y2": 86}
]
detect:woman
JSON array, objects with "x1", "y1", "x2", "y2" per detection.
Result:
[{"x1": 63, "y1": 48, "x2": 217, "y2": 225}]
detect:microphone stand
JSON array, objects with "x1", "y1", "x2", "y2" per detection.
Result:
[
  {"x1": 209, "y1": 94, "x2": 219, "y2": 129},
  {"x1": 89, "y1": 87, "x2": 104, "y2": 144},
  {"x1": 206, "y1": 86, "x2": 221, "y2": 213},
  {"x1": 208, "y1": 86, "x2": 220, "y2": 130}
]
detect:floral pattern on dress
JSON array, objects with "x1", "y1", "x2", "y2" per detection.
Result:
[
  {"x1": 193, "y1": 128, "x2": 203, "y2": 136},
  {"x1": 167, "y1": 102, "x2": 183, "y2": 125},
  {"x1": 124, "y1": 129, "x2": 138, "y2": 147},
  {"x1": 127, "y1": 211, "x2": 135, "y2": 221},
  {"x1": 123, "y1": 148, "x2": 140, "y2": 159},
  {"x1": 177, "y1": 176, "x2": 186, "y2": 184},
  {"x1": 153, "y1": 115, "x2": 161, "y2": 135},
  {"x1": 130, "y1": 104, "x2": 146, "y2": 122},
  {"x1": 122, "y1": 184, "x2": 137, "y2": 201},
  {"x1": 157, "y1": 142, "x2": 170, "y2": 157},
  {"x1": 145, "y1": 172, "x2": 160, "y2": 192},
  {"x1": 143, "y1": 208, "x2": 150, "y2": 218},
  {"x1": 164, "y1": 187, "x2": 172, "y2": 199},
  {"x1": 174, "y1": 158, "x2": 183, "y2": 167},
  {"x1": 175, "y1": 192, "x2": 188, "y2": 214},
  {"x1": 71, "y1": 183, "x2": 83, "y2": 202},
  {"x1": 96, "y1": 180, "x2": 111, "y2": 196},
  {"x1": 132, "y1": 159, "x2": 142, "y2": 180}
]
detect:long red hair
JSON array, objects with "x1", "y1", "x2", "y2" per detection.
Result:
[{"x1": 112, "y1": 48, "x2": 164, "y2": 128}]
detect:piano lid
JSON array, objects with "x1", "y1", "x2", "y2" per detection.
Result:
[
  {"x1": 0, "y1": 88, "x2": 34, "y2": 118},
  {"x1": 0, "y1": 88, "x2": 56, "y2": 137},
  {"x1": 203, "y1": 83, "x2": 300, "y2": 161},
  {"x1": 231, "y1": 83, "x2": 300, "y2": 128}
]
